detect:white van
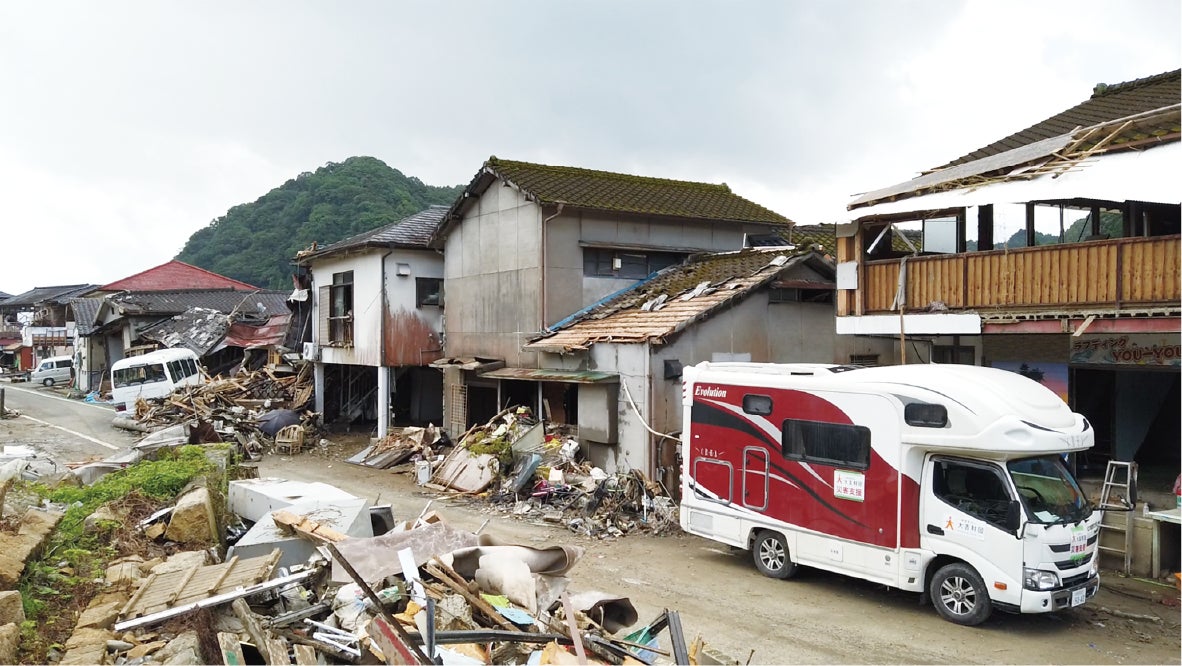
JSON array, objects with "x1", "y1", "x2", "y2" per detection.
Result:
[
  {"x1": 31, "y1": 356, "x2": 73, "y2": 387},
  {"x1": 110, "y1": 348, "x2": 205, "y2": 412}
]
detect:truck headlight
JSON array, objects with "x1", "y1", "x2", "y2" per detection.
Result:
[{"x1": 1024, "y1": 568, "x2": 1060, "y2": 591}]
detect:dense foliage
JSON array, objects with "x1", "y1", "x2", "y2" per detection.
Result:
[{"x1": 176, "y1": 157, "x2": 464, "y2": 289}]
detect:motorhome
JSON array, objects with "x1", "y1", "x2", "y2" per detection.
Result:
[
  {"x1": 110, "y1": 348, "x2": 205, "y2": 412},
  {"x1": 680, "y1": 362, "x2": 1100, "y2": 625}
]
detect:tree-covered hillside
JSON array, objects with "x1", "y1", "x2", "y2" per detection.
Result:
[{"x1": 176, "y1": 157, "x2": 463, "y2": 289}]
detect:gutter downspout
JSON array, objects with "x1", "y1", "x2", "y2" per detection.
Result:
[
  {"x1": 378, "y1": 251, "x2": 393, "y2": 438},
  {"x1": 540, "y1": 203, "x2": 565, "y2": 330}
]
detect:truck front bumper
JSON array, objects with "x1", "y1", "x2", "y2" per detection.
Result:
[{"x1": 1019, "y1": 573, "x2": 1099, "y2": 613}]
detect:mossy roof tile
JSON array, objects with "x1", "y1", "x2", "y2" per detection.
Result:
[{"x1": 484, "y1": 158, "x2": 792, "y2": 226}]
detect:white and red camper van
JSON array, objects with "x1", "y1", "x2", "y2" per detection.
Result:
[{"x1": 680, "y1": 362, "x2": 1100, "y2": 625}]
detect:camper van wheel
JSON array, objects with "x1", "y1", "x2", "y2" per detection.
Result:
[
  {"x1": 43, "y1": 378, "x2": 54, "y2": 387},
  {"x1": 752, "y1": 531, "x2": 798, "y2": 579},
  {"x1": 930, "y1": 563, "x2": 991, "y2": 625}
]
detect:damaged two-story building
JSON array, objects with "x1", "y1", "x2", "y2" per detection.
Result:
[
  {"x1": 429, "y1": 157, "x2": 805, "y2": 474},
  {"x1": 834, "y1": 69, "x2": 1180, "y2": 476},
  {"x1": 297, "y1": 206, "x2": 448, "y2": 437}
]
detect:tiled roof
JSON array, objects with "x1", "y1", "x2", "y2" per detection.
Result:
[
  {"x1": 107, "y1": 289, "x2": 291, "y2": 318},
  {"x1": 0, "y1": 291, "x2": 10, "y2": 301},
  {"x1": 526, "y1": 248, "x2": 830, "y2": 352},
  {"x1": 68, "y1": 298, "x2": 105, "y2": 336},
  {"x1": 441, "y1": 157, "x2": 792, "y2": 238},
  {"x1": 101, "y1": 260, "x2": 258, "y2": 292},
  {"x1": 299, "y1": 206, "x2": 447, "y2": 263},
  {"x1": 0, "y1": 284, "x2": 98, "y2": 309},
  {"x1": 938, "y1": 69, "x2": 1180, "y2": 169}
]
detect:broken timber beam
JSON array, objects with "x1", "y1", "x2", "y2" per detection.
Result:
[
  {"x1": 272, "y1": 509, "x2": 349, "y2": 543},
  {"x1": 426, "y1": 558, "x2": 521, "y2": 633},
  {"x1": 325, "y1": 542, "x2": 430, "y2": 665}
]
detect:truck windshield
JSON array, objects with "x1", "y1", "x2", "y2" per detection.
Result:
[{"x1": 1008, "y1": 456, "x2": 1090, "y2": 524}]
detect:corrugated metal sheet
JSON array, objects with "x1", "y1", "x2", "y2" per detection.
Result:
[{"x1": 223, "y1": 313, "x2": 292, "y2": 349}]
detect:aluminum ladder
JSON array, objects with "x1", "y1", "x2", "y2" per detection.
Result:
[{"x1": 1096, "y1": 460, "x2": 1137, "y2": 574}]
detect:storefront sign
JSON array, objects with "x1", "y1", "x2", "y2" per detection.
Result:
[{"x1": 1070, "y1": 334, "x2": 1181, "y2": 367}]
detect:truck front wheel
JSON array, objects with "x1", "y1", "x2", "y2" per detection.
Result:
[
  {"x1": 930, "y1": 563, "x2": 991, "y2": 625},
  {"x1": 752, "y1": 530, "x2": 798, "y2": 579}
]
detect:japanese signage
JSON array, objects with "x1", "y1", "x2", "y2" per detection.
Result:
[
  {"x1": 1070, "y1": 334, "x2": 1181, "y2": 367},
  {"x1": 943, "y1": 515, "x2": 987, "y2": 541},
  {"x1": 834, "y1": 470, "x2": 865, "y2": 502}
]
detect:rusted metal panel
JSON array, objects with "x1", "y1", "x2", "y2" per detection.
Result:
[{"x1": 384, "y1": 307, "x2": 441, "y2": 366}]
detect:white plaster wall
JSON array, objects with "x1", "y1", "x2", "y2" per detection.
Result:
[
  {"x1": 311, "y1": 252, "x2": 383, "y2": 367},
  {"x1": 384, "y1": 249, "x2": 444, "y2": 330}
]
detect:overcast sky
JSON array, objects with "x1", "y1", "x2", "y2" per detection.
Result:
[{"x1": 1, "y1": 1, "x2": 1178, "y2": 295}]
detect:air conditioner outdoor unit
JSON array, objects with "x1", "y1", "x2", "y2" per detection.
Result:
[{"x1": 302, "y1": 342, "x2": 320, "y2": 361}]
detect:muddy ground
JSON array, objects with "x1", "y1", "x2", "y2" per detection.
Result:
[{"x1": 2, "y1": 409, "x2": 1179, "y2": 665}]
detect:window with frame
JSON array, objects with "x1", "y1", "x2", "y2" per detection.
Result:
[
  {"x1": 932, "y1": 345, "x2": 974, "y2": 365},
  {"x1": 768, "y1": 287, "x2": 833, "y2": 303},
  {"x1": 328, "y1": 271, "x2": 354, "y2": 346},
  {"x1": 931, "y1": 459, "x2": 1012, "y2": 529},
  {"x1": 782, "y1": 418, "x2": 871, "y2": 470},
  {"x1": 848, "y1": 354, "x2": 879, "y2": 367},
  {"x1": 583, "y1": 248, "x2": 683, "y2": 279},
  {"x1": 416, "y1": 277, "x2": 443, "y2": 308}
]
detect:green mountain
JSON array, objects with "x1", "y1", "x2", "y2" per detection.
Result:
[{"x1": 176, "y1": 156, "x2": 464, "y2": 289}]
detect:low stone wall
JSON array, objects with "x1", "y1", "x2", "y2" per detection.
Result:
[{"x1": 0, "y1": 508, "x2": 64, "y2": 590}]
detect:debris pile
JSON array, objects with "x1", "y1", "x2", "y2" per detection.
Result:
[
  {"x1": 19, "y1": 473, "x2": 720, "y2": 665},
  {"x1": 347, "y1": 425, "x2": 448, "y2": 470},
  {"x1": 123, "y1": 363, "x2": 321, "y2": 459},
  {"x1": 400, "y1": 407, "x2": 678, "y2": 539}
]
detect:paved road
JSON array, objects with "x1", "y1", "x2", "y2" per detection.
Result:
[{"x1": 0, "y1": 383, "x2": 137, "y2": 463}]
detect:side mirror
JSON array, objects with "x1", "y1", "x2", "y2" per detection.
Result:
[{"x1": 1005, "y1": 500, "x2": 1022, "y2": 533}]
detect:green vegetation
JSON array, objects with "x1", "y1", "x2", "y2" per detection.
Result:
[
  {"x1": 968, "y1": 210, "x2": 1123, "y2": 250},
  {"x1": 176, "y1": 156, "x2": 464, "y2": 289},
  {"x1": 16, "y1": 445, "x2": 226, "y2": 663}
]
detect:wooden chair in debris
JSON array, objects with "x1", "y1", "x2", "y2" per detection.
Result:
[{"x1": 274, "y1": 424, "x2": 305, "y2": 455}]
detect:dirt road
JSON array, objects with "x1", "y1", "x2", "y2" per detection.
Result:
[{"x1": 261, "y1": 440, "x2": 1182, "y2": 665}]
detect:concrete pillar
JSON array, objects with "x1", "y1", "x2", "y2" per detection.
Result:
[
  {"x1": 377, "y1": 366, "x2": 390, "y2": 439},
  {"x1": 313, "y1": 363, "x2": 325, "y2": 414}
]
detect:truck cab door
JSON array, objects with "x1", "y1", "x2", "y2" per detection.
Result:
[{"x1": 920, "y1": 457, "x2": 1023, "y2": 602}]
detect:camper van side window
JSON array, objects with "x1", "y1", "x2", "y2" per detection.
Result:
[
  {"x1": 781, "y1": 419, "x2": 870, "y2": 470},
  {"x1": 742, "y1": 394, "x2": 773, "y2": 415}
]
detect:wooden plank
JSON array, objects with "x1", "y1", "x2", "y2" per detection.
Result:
[
  {"x1": 233, "y1": 598, "x2": 272, "y2": 661},
  {"x1": 292, "y1": 644, "x2": 318, "y2": 665},
  {"x1": 219, "y1": 632, "x2": 246, "y2": 666},
  {"x1": 207, "y1": 556, "x2": 240, "y2": 594},
  {"x1": 266, "y1": 637, "x2": 293, "y2": 665},
  {"x1": 272, "y1": 510, "x2": 349, "y2": 543},
  {"x1": 425, "y1": 559, "x2": 521, "y2": 633}
]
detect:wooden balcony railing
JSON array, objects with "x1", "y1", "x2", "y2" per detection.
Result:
[{"x1": 857, "y1": 235, "x2": 1180, "y2": 314}]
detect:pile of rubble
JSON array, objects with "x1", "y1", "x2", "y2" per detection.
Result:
[
  {"x1": 120, "y1": 364, "x2": 320, "y2": 460},
  {"x1": 354, "y1": 408, "x2": 679, "y2": 540},
  {"x1": 5, "y1": 471, "x2": 720, "y2": 665}
]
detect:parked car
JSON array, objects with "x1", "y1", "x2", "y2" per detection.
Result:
[{"x1": 30, "y1": 355, "x2": 73, "y2": 387}]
